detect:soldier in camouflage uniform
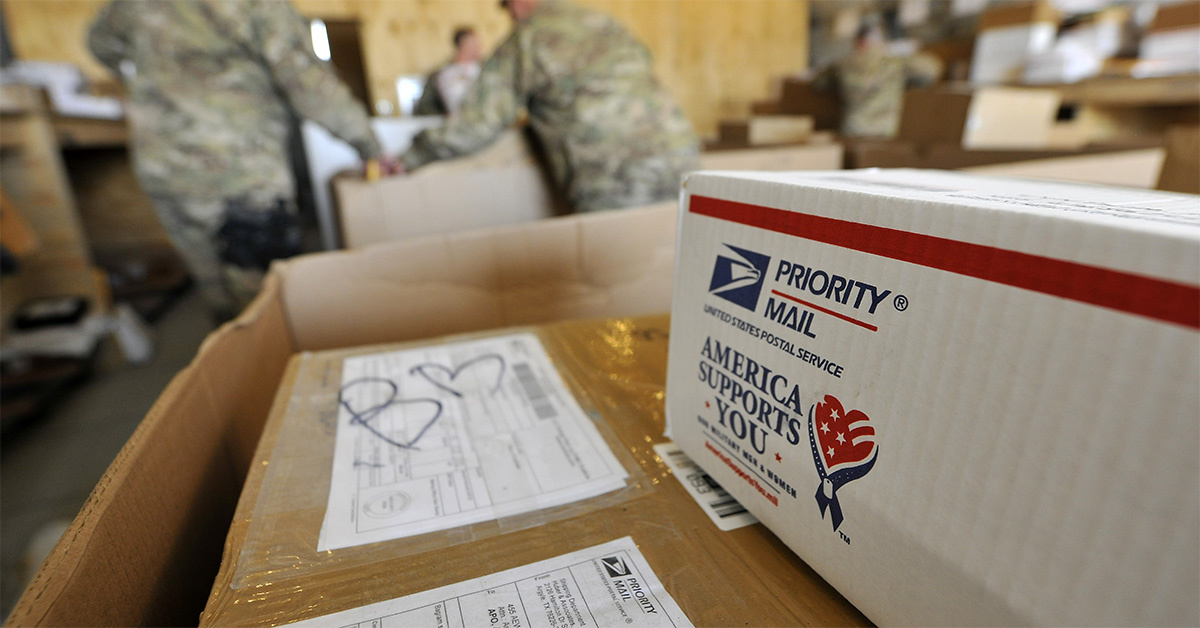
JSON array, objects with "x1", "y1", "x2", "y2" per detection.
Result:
[
  {"x1": 89, "y1": 0, "x2": 382, "y2": 319},
  {"x1": 814, "y1": 23, "x2": 943, "y2": 138},
  {"x1": 401, "y1": 0, "x2": 699, "y2": 213}
]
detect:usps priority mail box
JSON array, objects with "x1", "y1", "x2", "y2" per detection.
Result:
[{"x1": 665, "y1": 169, "x2": 1199, "y2": 626}]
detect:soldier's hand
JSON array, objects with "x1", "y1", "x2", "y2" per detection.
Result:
[
  {"x1": 381, "y1": 155, "x2": 406, "y2": 176},
  {"x1": 363, "y1": 157, "x2": 403, "y2": 181},
  {"x1": 363, "y1": 159, "x2": 382, "y2": 181}
]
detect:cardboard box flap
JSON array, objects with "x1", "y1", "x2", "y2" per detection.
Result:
[
  {"x1": 963, "y1": 147, "x2": 1166, "y2": 190},
  {"x1": 6, "y1": 274, "x2": 297, "y2": 627},
  {"x1": 283, "y1": 203, "x2": 679, "y2": 351},
  {"x1": 699, "y1": 143, "x2": 843, "y2": 171}
]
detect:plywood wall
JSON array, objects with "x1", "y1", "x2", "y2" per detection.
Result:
[{"x1": 5, "y1": 0, "x2": 809, "y2": 137}]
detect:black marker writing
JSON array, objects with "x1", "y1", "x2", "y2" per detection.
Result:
[
  {"x1": 338, "y1": 377, "x2": 443, "y2": 450},
  {"x1": 409, "y1": 353, "x2": 506, "y2": 398}
]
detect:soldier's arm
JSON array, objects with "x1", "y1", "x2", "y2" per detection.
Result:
[
  {"x1": 251, "y1": 1, "x2": 381, "y2": 160},
  {"x1": 810, "y1": 64, "x2": 838, "y2": 93},
  {"x1": 412, "y1": 70, "x2": 446, "y2": 116},
  {"x1": 402, "y1": 36, "x2": 523, "y2": 171},
  {"x1": 905, "y1": 52, "x2": 944, "y2": 88},
  {"x1": 87, "y1": 0, "x2": 133, "y2": 77}
]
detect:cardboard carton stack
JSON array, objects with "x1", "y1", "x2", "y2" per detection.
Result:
[
  {"x1": 969, "y1": 1, "x2": 1060, "y2": 84},
  {"x1": 1021, "y1": 6, "x2": 1127, "y2": 85},
  {"x1": 1138, "y1": 1, "x2": 1200, "y2": 77}
]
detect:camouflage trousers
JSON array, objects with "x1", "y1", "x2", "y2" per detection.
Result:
[
  {"x1": 147, "y1": 193, "x2": 277, "y2": 320},
  {"x1": 570, "y1": 147, "x2": 700, "y2": 213}
]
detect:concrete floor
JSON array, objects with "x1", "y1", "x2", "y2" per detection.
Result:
[{"x1": 1, "y1": 288, "x2": 214, "y2": 619}]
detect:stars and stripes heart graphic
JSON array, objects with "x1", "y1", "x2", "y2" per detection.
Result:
[
  {"x1": 814, "y1": 395, "x2": 877, "y2": 474},
  {"x1": 808, "y1": 394, "x2": 878, "y2": 531}
]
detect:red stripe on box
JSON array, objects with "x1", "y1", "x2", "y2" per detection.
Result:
[
  {"x1": 770, "y1": 289, "x2": 879, "y2": 332},
  {"x1": 690, "y1": 195, "x2": 1200, "y2": 330}
]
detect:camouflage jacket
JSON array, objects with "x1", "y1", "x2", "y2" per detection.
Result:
[
  {"x1": 412, "y1": 66, "x2": 448, "y2": 116},
  {"x1": 89, "y1": 0, "x2": 380, "y2": 200},
  {"x1": 815, "y1": 47, "x2": 942, "y2": 138},
  {"x1": 401, "y1": 1, "x2": 699, "y2": 211}
]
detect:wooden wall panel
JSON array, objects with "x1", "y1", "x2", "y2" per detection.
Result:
[
  {"x1": 4, "y1": 0, "x2": 809, "y2": 137},
  {"x1": 5, "y1": 0, "x2": 111, "y2": 78}
]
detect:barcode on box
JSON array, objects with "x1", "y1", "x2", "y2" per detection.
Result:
[
  {"x1": 513, "y1": 363, "x2": 557, "y2": 419},
  {"x1": 707, "y1": 496, "x2": 748, "y2": 519},
  {"x1": 653, "y1": 442, "x2": 757, "y2": 531}
]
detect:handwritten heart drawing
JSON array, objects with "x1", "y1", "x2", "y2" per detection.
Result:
[
  {"x1": 808, "y1": 394, "x2": 878, "y2": 531},
  {"x1": 409, "y1": 353, "x2": 506, "y2": 398},
  {"x1": 338, "y1": 377, "x2": 444, "y2": 450}
]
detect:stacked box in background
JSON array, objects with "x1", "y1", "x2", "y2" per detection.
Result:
[
  {"x1": 969, "y1": 1, "x2": 1060, "y2": 84},
  {"x1": 666, "y1": 169, "x2": 1199, "y2": 626},
  {"x1": 717, "y1": 115, "x2": 814, "y2": 147},
  {"x1": 1139, "y1": 0, "x2": 1200, "y2": 77},
  {"x1": 896, "y1": 86, "x2": 1063, "y2": 149},
  {"x1": 335, "y1": 143, "x2": 843, "y2": 249}
]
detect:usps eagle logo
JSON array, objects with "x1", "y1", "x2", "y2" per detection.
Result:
[
  {"x1": 709, "y1": 244, "x2": 771, "y2": 312},
  {"x1": 808, "y1": 394, "x2": 878, "y2": 531}
]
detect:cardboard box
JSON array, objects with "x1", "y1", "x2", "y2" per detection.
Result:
[
  {"x1": 301, "y1": 116, "x2": 443, "y2": 250},
  {"x1": 961, "y1": 146, "x2": 1165, "y2": 188},
  {"x1": 335, "y1": 160, "x2": 566, "y2": 250},
  {"x1": 1057, "y1": 74, "x2": 1200, "y2": 107},
  {"x1": 7, "y1": 204, "x2": 688, "y2": 626},
  {"x1": 749, "y1": 99, "x2": 782, "y2": 115},
  {"x1": 1020, "y1": 7, "x2": 1127, "y2": 85},
  {"x1": 897, "y1": 86, "x2": 1062, "y2": 149},
  {"x1": 666, "y1": 169, "x2": 1199, "y2": 626},
  {"x1": 698, "y1": 142, "x2": 842, "y2": 172},
  {"x1": 1147, "y1": 0, "x2": 1200, "y2": 32},
  {"x1": 1139, "y1": 1, "x2": 1200, "y2": 77},
  {"x1": 328, "y1": 126, "x2": 566, "y2": 250},
  {"x1": 845, "y1": 139, "x2": 1165, "y2": 172},
  {"x1": 1156, "y1": 124, "x2": 1200, "y2": 194},
  {"x1": 336, "y1": 143, "x2": 843, "y2": 249},
  {"x1": 969, "y1": 1, "x2": 1060, "y2": 84},
  {"x1": 778, "y1": 78, "x2": 843, "y2": 131},
  {"x1": 199, "y1": 315, "x2": 867, "y2": 626},
  {"x1": 717, "y1": 115, "x2": 814, "y2": 146}
]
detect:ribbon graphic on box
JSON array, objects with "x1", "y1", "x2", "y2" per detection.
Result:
[{"x1": 808, "y1": 394, "x2": 878, "y2": 531}]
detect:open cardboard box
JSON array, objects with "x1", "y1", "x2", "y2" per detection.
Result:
[
  {"x1": 7, "y1": 203, "x2": 683, "y2": 626},
  {"x1": 335, "y1": 142, "x2": 843, "y2": 249}
]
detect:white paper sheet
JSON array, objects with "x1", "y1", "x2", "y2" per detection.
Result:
[
  {"x1": 653, "y1": 443, "x2": 757, "y2": 531},
  {"x1": 287, "y1": 537, "x2": 693, "y2": 628},
  {"x1": 318, "y1": 333, "x2": 628, "y2": 551}
]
